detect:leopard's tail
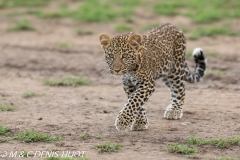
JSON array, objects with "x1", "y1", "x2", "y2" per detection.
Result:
[{"x1": 184, "y1": 48, "x2": 206, "y2": 83}]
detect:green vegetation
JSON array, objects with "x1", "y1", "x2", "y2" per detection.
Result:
[
  {"x1": 80, "y1": 157, "x2": 90, "y2": 160},
  {"x1": 189, "y1": 27, "x2": 238, "y2": 40},
  {"x1": 205, "y1": 68, "x2": 226, "y2": 77},
  {"x1": 43, "y1": 76, "x2": 90, "y2": 87},
  {"x1": 0, "y1": 0, "x2": 51, "y2": 8},
  {"x1": 76, "y1": 27, "x2": 94, "y2": 35},
  {"x1": 153, "y1": 2, "x2": 182, "y2": 16},
  {"x1": 6, "y1": 11, "x2": 24, "y2": 17},
  {"x1": 94, "y1": 134, "x2": 102, "y2": 139},
  {"x1": 0, "y1": 137, "x2": 13, "y2": 143},
  {"x1": 57, "y1": 42, "x2": 71, "y2": 50},
  {"x1": 115, "y1": 24, "x2": 133, "y2": 32},
  {"x1": 124, "y1": 16, "x2": 134, "y2": 23},
  {"x1": 21, "y1": 151, "x2": 29, "y2": 157},
  {"x1": 166, "y1": 144, "x2": 197, "y2": 156},
  {"x1": 3, "y1": 0, "x2": 240, "y2": 25},
  {"x1": 94, "y1": 141, "x2": 122, "y2": 153},
  {"x1": 0, "y1": 103, "x2": 17, "y2": 111},
  {"x1": 80, "y1": 133, "x2": 101, "y2": 140},
  {"x1": 185, "y1": 51, "x2": 192, "y2": 58},
  {"x1": 25, "y1": 9, "x2": 65, "y2": 19},
  {"x1": 72, "y1": 0, "x2": 117, "y2": 22},
  {"x1": 186, "y1": 135, "x2": 240, "y2": 148},
  {"x1": 80, "y1": 133, "x2": 90, "y2": 140},
  {"x1": 22, "y1": 92, "x2": 37, "y2": 98},
  {"x1": 152, "y1": 0, "x2": 240, "y2": 23},
  {"x1": 0, "y1": 124, "x2": 9, "y2": 135},
  {"x1": 16, "y1": 130, "x2": 61, "y2": 143},
  {"x1": 23, "y1": 0, "x2": 141, "y2": 22},
  {"x1": 7, "y1": 19, "x2": 35, "y2": 32},
  {"x1": 165, "y1": 136, "x2": 240, "y2": 158}
]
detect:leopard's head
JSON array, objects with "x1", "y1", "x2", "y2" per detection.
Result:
[{"x1": 99, "y1": 33, "x2": 142, "y2": 75}]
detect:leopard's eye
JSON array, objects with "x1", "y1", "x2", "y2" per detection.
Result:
[
  {"x1": 105, "y1": 52, "x2": 114, "y2": 58},
  {"x1": 122, "y1": 53, "x2": 128, "y2": 58}
]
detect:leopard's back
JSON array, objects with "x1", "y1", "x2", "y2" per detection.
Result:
[{"x1": 141, "y1": 23, "x2": 186, "y2": 78}]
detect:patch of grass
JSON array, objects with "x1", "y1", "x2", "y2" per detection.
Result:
[
  {"x1": 115, "y1": 24, "x2": 133, "y2": 32},
  {"x1": 0, "y1": 124, "x2": 9, "y2": 135},
  {"x1": 94, "y1": 141, "x2": 122, "y2": 153},
  {"x1": 80, "y1": 156, "x2": 89, "y2": 160},
  {"x1": 205, "y1": 52, "x2": 215, "y2": 57},
  {"x1": 166, "y1": 144, "x2": 197, "y2": 156},
  {"x1": 21, "y1": 151, "x2": 29, "y2": 157},
  {"x1": 80, "y1": 133, "x2": 90, "y2": 140},
  {"x1": 0, "y1": 0, "x2": 51, "y2": 8},
  {"x1": 43, "y1": 76, "x2": 90, "y2": 87},
  {"x1": 6, "y1": 11, "x2": 23, "y2": 17},
  {"x1": 186, "y1": 135, "x2": 240, "y2": 148},
  {"x1": 0, "y1": 137, "x2": 13, "y2": 143},
  {"x1": 72, "y1": 0, "x2": 117, "y2": 22},
  {"x1": 142, "y1": 23, "x2": 159, "y2": 31},
  {"x1": 152, "y1": 0, "x2": 240, "y2": 23},
  {"x1": 22, "y1": 92, "x2": 37, "y2": 98},
  {"x1": 0, "y1": 103, "x2": 18, "y2": 111},
  {"x1": 15, "y1": 130, "x2": 61, "y2": 143},
  {"x1": 124, "y1": 16, "x2": 134, "y2": 23},
  {"x1": 80, "y1": 133, "x2": 101, "y2": 140},
  {"x1": 57, "y1": 42, "x2": 71, "y2": 50},
  {"x1": 111, "y1": 0, "x2": 141, "y2": 7},
  {"x1": 205, "y1": 68, "x2": 226, "y2": 77},
  {"x1": 185, "y1": 51, "x2": 192, "y2": 58},
  {"x1": 0, "y1": 138, "x2": 8, "y2": 143},
  {"x1": 189, "y1": 27, "x2": 238, "y2": 40},
  {"x1": 7, "y1": 19, "x2": 35, "y2": 32},
  {"x1": 26, "y1": 0, "x2": 140, "y2": 22},
  {"x1": 186, "y1": 135, "x2": 210, "y2": 145},
  {"x1": 228, "y1": 137, "x2": 240, "y2": 145},
  {"x1": 25, "y1": 9, "x2": 42, "y2": 16},
  {"x1": 25, "y1": 9, "x2": 65, "y2": 19},
  {"x1": 192, "y1": 9, "x2": 223, "y2": 23},
  {"x1": 94, "y1": 134, "x2": 102, "y2": 139},
  {"x1": 153, "y1": 1, "x2": 183, "y2": 16},
  {"x1": 76, "y1": 27, "x2": 94, "y2": 35}
]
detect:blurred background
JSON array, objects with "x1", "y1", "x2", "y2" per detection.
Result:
[
  {"x1": 0, "y1": 1, "x2": 240, "y2": 159},
  {"x1": 0, "y1": 0, "x2": 239, "y2": 88}
]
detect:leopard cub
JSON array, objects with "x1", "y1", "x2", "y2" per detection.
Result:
[{"x1": 99, "y1": 23, "x2": 206, "y2": 131}]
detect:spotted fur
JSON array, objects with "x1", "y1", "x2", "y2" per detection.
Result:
[{"x1": 99, "y1": 23, "x2": 206, "y2": 131}]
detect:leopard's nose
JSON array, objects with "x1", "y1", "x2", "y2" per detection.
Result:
[{"x1": 115, "y1": 69, "x2": 121, "y2": 73}]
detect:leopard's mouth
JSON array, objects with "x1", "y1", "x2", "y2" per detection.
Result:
[{"x1": 110, "y1": 69, "x2": 126, "y2": 75}]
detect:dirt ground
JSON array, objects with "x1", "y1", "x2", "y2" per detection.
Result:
[{"x1": 0, "y1": 7, "x2": 240, "y2": 160}]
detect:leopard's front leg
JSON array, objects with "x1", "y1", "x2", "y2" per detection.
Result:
[{"x1": 115, "y1": 80, "x2": 155, "y2": 131}]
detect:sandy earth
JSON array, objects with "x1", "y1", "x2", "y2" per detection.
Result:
[{"x1": 0, "y1": 6, "x2": 240, "y2": 160}]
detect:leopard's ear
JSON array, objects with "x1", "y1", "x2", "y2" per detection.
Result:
[
  {"x1": 127, "y1": 33, "x2": 142, "y2": 51},
  {"x1": 99, "y1": 34, "x2": 111, "y2": 50}
]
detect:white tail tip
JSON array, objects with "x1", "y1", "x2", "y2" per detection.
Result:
[{"x1": 192, "y1": 48, "x2": 203, "y2": 56}]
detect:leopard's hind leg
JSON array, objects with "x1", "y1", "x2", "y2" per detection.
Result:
[{"x1": 162, "y1": 73, "x2": 185, "y2": 119}]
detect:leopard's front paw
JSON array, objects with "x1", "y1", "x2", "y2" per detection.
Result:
[
  {"x1": 164, "y1": 104, "x2": 183, "y2": 120},
  {"x1": 131, "y1": 118, "x2": 148, "y2": 131},
  {"x1": 131, "y1": 110, "x2": 149, "y2": 131},
  {"x1": 115, "y1": 111, "x2": 134, "y2": 131}
]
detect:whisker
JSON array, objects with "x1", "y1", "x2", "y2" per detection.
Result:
[{"x1": 99, "y1": 69, "x2": 121, "y2": 82}]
